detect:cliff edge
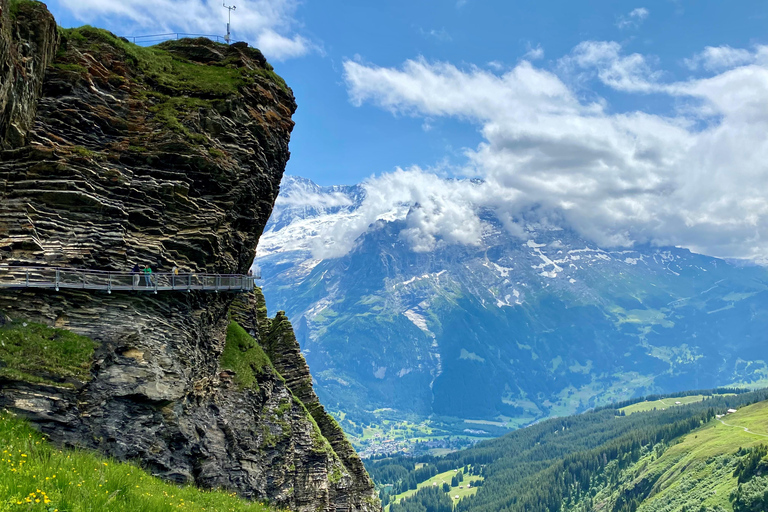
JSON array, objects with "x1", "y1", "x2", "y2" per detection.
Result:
[{"x1": 0, "y1": 1, "x2": 379, "y2": 510}]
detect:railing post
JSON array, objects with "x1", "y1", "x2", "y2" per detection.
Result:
[
  {"x1": 25, "y1": 270, "x2": 29, "y2": 287},
  {"x1": 154, "y1": 275, "x2": 158, "y2": 294}
]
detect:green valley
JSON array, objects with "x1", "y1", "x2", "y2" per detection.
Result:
[{"x1": 365, "y1": 388, "x2": 768, "y2": 512}]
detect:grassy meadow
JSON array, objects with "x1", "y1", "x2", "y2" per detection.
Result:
[
  {"x1": 385, "y1": 466, "x2": 484, "y2": 510},
  {"x1": 0, "y1": 413, "x2": 279, "y2": 512}
]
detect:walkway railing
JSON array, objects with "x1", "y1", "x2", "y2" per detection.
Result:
[
  {"x1": 121, "y1": 33, "x2": 230, "y2": 45},
  {"x1": 0, "y1": 267, "x2": 259, "y2": 294}
]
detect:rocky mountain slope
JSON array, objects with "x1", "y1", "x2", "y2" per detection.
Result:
[
  {"x1": 0, "y1": 2, "x2": 377, "y2": 510},
  {"x1": 257, "y1": 176, "x2": 768, "y2": 444}
]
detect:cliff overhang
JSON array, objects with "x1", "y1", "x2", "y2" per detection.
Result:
[{"x1": 0, "y1": 1, "x2": 379, "y2": 510}]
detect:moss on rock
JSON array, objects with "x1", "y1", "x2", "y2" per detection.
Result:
[
  {"x1": 0, "y1": 320, "x2": 97, "y2": 386},
  {"x1": 220, "y1": 321, "x2": 273, "y2": 391}
]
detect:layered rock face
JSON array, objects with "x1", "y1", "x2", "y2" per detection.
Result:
[{"x1": 0, "y1": 1, "x2": 378, "y2": 510}]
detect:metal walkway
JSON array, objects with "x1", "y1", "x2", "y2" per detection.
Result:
[{"x1": 0, "y1": 267, "x2": 259, "y2": 294}]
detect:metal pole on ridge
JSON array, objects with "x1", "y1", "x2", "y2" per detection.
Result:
[{"x1": 223, "y1": 2, "x2": 236, "y2": 43}]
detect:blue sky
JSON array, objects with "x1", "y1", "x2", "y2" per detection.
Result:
[{"x1": 45, "y1": 0, "x2": 768, "y2": 260}]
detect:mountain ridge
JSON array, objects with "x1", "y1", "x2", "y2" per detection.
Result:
[{"x1": 258, "y1": 174, "x2": 768, "y2": 452}]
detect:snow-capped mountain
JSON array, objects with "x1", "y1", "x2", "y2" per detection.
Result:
[{"x1": 257, "y1": 175, "x2": 768, "y2": 429}]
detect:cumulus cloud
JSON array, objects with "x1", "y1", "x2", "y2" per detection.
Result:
[
  {"x1": 563, "y1": 41, "x2": 663, "y2": 92},
  {"x1": 333, "y1": 41, "x2": 768, "y2": 262},
  {"x1": 56, "y1": 0, "x2": 312, "y2": 60},
  {"x1": 307, "y1": 169, "x2": 521, "y2": 258},
  {"x1": 617, "y1": 7, "x2": 650, "y2": 29},
  {"x1": 684, "y1": 45, "x2": 768, "y2": 72}
]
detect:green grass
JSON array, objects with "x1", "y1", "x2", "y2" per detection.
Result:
[
  {"x1": 70, "y1": 146, "x2": 95, "y2": 159},
  {"x1": 385, "y1": 467, "x2": 484, "y2": 510},
  {"x1": 247, "y1": 68, "x2": 290, "y2": 95},
  {"x1": 7, "y1": 0, "x2": 39, "y2": 19},
  {"x1": 57, "y1": 26, "x2": 289, "y2": 97},
  {"x1": 220, "y1": 322, "x2": 273, "y2": 391},
  {"x1": 148, "y1": 97, "x2": 211, "y2": 142},
  {"x1": 636, "y1": 402, "x2": 768, "y2": 511},
  {"x1": 0, "y1": 412, "x2": 279, "y2": 512},
  {"x1": 51, "y1": 62, "x2": 88, "y2": 75},
  {"x1": 0, "y1": 321, "x2": 97, "y2": 386},
  {"x1": 59, "y1": 27, "x2": 246, "y2": 97},
  {"x1": 572, "y1": 400, "x2": 768, "y2": 512},
  {"x1": 619, "y1": 394, "x2": 727, "y2": 414}
]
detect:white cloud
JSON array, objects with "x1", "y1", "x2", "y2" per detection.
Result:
[
  {"x1": 617, "y1": 7, "x2": 650, "y2": 29},
  {"x1": 563, "y1": 41, "x2": 663, "y2": 92},
  {"x1": 255, "y1": 30, "x2": 311, "y2": 60},
  {"x1": 308, "y1": 169, "x2": 519, "y2": 258},
  {"x1": 334, "y1": 42, "x2": 768, "y2": 262},
  {"x1": 684, "y1": 45, "x2": 764, "y2": 72},
  {"x1": 56, "y1": 0, "x2": 312, "y2": 60},
  {"x1": 523, "y1": 44, "x2": 545, "y2": 61}
]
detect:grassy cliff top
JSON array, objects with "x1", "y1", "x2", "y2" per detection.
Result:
[{"x1": 56, "y1": 25, "x2": 289, "y2": 96}]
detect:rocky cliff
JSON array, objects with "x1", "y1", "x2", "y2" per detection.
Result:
[{"x1": 0, "y1": 1, "x2": 379, "y2": 510}]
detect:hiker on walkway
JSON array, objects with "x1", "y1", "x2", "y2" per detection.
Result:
[
  {"x1": 131, "y1": 264, "x2": 140, "y2": 288},
  {"x1": 143, "y1": 265, "x2": 153, "y2": 287},
  {"x1": 172, "y1": 266, "x2": 179, "y2": 287}
]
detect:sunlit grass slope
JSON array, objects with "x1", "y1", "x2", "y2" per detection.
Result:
[
  {"x1": 638, "y1": 401, "x2": 768, "y2": 511},
  {"x1": 386, "y1": 466, "x2": 484, "y2": 510},
  {"x1": 575, "y1": 399, "x2": 768, "y2": 512},
  {"x1": 0, "y1": 413, "x2": 280, "y2": 512},
  {"x1": 620, "y1": 394, "x2": 719, "y2": 414}
]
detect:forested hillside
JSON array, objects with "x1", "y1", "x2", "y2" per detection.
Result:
[{"x1": 367, "y1": 388, "x2": 768, "y2": 512}]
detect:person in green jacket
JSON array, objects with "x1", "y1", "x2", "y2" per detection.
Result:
[{"x1": 143, "y1": 265, "x2": 153, "y2": 287}]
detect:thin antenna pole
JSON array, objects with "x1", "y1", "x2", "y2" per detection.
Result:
[{"x1": 223, "y1": 2, "x2": 236, "y2": 43}]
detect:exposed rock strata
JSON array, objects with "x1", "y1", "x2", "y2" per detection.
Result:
[
  {"x1": 0, "y1": 0, "x2": 59, "y2": 149},
  {"x1": 232, "y1": 291, "x2": 377, "y2": 508},
  {"x1": 0, "y1": 2, "x2": 379, "y2": 510}
]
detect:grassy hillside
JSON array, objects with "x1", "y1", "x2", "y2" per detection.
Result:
[
  {"x1": 385, "y1": 467, "x2": 484, "y2": 509},
  {"x1": 366, "y1": 388, "x2": 768, "y2": 512},
  {"x1": 619, "y1": 394, "x2": 711, "y2": 414},
  {"x1": 0, "y1": 412, "x2": 278, "y2": 512},
  {"x1": 568, "y1": 400, "x2": 768, "y2": 512}
]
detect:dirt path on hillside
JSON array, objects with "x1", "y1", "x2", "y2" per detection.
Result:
[{"x1": 717, "y1": 418, "x2": 768, "y2": 438}]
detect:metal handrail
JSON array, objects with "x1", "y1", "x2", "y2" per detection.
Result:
[
  {"x1": 121, "y1": 33, "x2": 231, "y2": 45},
  {"x1": 0, "y1": 267, "x2": 260, "y2": 294}
]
